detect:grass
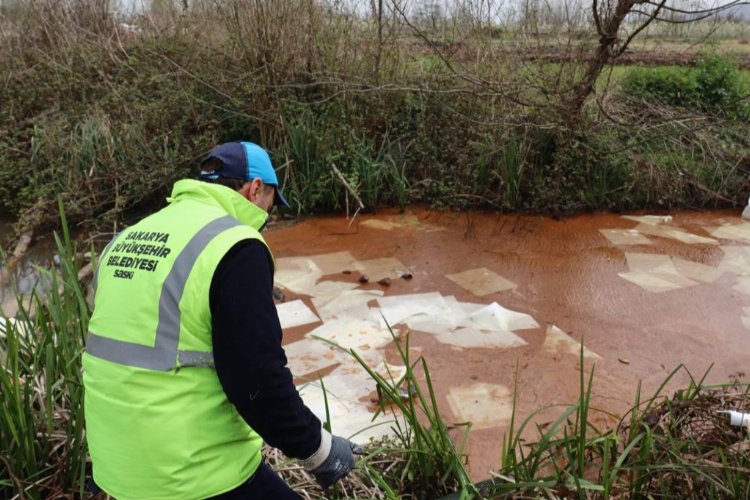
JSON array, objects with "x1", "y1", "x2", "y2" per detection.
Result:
[
  {"x1": 447, "y1": 348, "x2": 750, "y2": 499},
  {"x1": 350, "y1": 328, "x2": 475, "y2": 499},
  {"x1": 0, "y1": 203, "x2": 90, "y2": 499},
  {"x1": 3, "y1": 0, "x2": 750, "y2": 246}
]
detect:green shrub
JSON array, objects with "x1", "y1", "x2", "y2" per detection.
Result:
[
  {"x1": 622, "y1": 54, "x2": 749, "y2": 118},
  {"x1": 695, "y1": 53, "x2": 748, "y2": 116},
  {"x1": 621, "y1": 66, "x2": 699, "y2": 107}
]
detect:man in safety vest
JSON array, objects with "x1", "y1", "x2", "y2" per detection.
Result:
[{"x1": 83, "y1": 141, "x2": 360, "y2": 499}]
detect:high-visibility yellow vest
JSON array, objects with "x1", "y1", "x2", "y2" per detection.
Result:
[{"x1": 83, "y1": 180, "x2": 272, "y2": 500}]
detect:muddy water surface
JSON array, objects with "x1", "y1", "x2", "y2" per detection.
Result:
[{"x1": 266, "y1": 208, "x2": 750, "y2": 481}]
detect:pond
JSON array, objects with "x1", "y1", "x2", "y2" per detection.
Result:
[
  {"x1": 264, "y1": 208, "x2": 750, "y2": 481},
  {"x1": 3, "y1": 207, "x2": 749, "y2": 482}
]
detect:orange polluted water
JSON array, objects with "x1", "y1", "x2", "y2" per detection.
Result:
[{"x1": 265, "y1": 208, "x2": 750, "y2": 481}]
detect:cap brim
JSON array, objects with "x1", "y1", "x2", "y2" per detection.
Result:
[{"x1": 274, "y1": 186, "x2": 291, "y2": 208}]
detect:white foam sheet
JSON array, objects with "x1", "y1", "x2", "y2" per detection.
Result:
[
  {"x1": 708, "y1": 222, "x2": 750, "y2": 243},
  {"x1": 405, "y1": 296, "x2": 484, "y2": 336},
  {"x1": 435, "y1": 327, "x2": 527, "y2": 349},
  {"x1": 332, "y1": 357, "x2": 408, "y2": 398},
  {"x1": 297, "y1": 380, "x2": 400, "y2": 444},
  {"x1": 635, "y1": 223, "x2": 718, "y2": 245},
  {"x1": 283, "y1": 338, "x2": 348, "y2": 378},
  {"x1": 376, "y1": 292, "x2": 449, "y2": 327},
  {"x1": 618, "y1": 271, "x2": 698, "y2": 293},
  {"x1": 307, "y1": 281, "x2": 360, "y2": 302},
  {"x1": 312, "y1": 289, "x2": 384, "y2": 322},
  {"x1": 445, "y1": 296, "x2": 486, "y2": 320},
  {"x1": 599, "y1": 229, "x2": 653, "y2": 246},
  {"x1": 672, "y1": 258, "x2": 722, "y2": 283},
  {"x1": 625, "y1": 253, "x2": 675, "y2": 273},
  {"x1": 622, "y1": 215, "x2": 673, "y2": 225},
  {"x1": 406, "y1": 317, "x2": 457, "y2": 336},
  {"x1": 306, "y1": 318, "x2": 394, "y2": 352},
  {"x1": 469, "y1": 302, "x2": 539, "y2": 332},
  {"x1": 445, "y1": 267, "x2": 516, "y2": 296},
  {"x1": 307, "y1": 251, "x2": 358, "y2": 275},
  {"x1": 276, "y1": 300, "x2": 320, "y2": 330},
  {"x1": 719, "y1": 246, "x2": 750, "y2": 275},
  {"x1": 446, "y1": 383, "x2": 513, "y2": 430},
  {"x1": 352, "y1": 257, "x2": 407, "y2": 281},
  {"x1": 619, "y1": 253, "x2": 700, "y2": 293},
  {"x1": 732, "y1": 277, "x2": 750, "y2": 297},
  {"x1": 274, "y1": 257, "x2": 322, "y2": 295},
  {"x1": 543, "y1": 325, "x2": 601, "y2": 359}
]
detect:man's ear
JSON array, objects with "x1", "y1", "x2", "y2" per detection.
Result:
[
  {"x1": 238, "y1": 181, "x2": 253, "y2": 200},
  {"x1": 243, "y1": 178, "x2": 264, "y2": 202}
]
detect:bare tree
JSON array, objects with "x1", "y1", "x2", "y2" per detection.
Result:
[{"x1": 567, "y1": 0, "x2": 750, "y2": 120}]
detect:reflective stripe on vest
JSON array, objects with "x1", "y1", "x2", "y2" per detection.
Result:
[{"x1": 86, "y1": 215, "x2": 240, "y2": 371}]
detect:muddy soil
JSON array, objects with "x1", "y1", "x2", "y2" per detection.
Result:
[{"x1": 266, "y1": 208, "x2": 750, "y2": 481}]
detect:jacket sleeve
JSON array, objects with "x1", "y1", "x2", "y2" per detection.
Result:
[{"x1": 210, "y1": 239, "x2": 322, "y2": 459}]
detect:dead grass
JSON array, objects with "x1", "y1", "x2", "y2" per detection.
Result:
[{"x1": 264, "y1": 439, "x2": 409, "y2": 499}]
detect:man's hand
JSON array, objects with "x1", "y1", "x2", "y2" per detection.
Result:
[{"x1": 299, "y1": 430, "x2": 363, "y2": 489}]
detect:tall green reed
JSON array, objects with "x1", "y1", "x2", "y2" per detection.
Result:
[
  {"x1": 350, "y1": 325, "x2": 475, "y2": 499},
  {"x1": 0, "y1": 202, "x2": 91, "y2": 499}
]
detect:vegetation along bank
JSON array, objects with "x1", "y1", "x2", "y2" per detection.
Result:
[{"x1": 1, "y1": 0, "x2": 750, "y2": 251}]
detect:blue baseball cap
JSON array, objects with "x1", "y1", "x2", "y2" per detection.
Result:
[{"x1": 200, "y1": 141, "x2": 290, "y2": 208}]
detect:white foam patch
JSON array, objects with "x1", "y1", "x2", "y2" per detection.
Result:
[
  {"x1": 619, "y1": 253, "x2": 700, "y2": 293},
  {"x1": 635, "y1": 223, "x2": 718, "y2": 245},
  {"x1": 444, "y1": 296, "x2": 486, "y2": 321},
  {"x1": 446, "y1": 383, "x2": 513, "y2": 430},
  {"x1": 469, "y1": 302, "x2": 539, "y2": 332},
  {"x1": 312, "y1": 289, "x2": 384, "y2": 322},
  {"x1": 276, "y1": 299, "x2": 320, "y2": 329},
  {"x1": 708, "y1": 222, "x2": 750, "y2": 243},
  {"x1": 671, "y1": 258, "x2": 722, "y2": 283},
  {"x1": 543, "y1": 325, "x2": 601, "y2": 359},
  {"x1": 306, "y1": 318, "x2": 394, "y2": 352},
  {"x1": 274, "y1": 257, "x2": 322, "y2": 295},
  {"x1": 405, "y1": 296, "x2": 484, "y2": 336},
  {"x1": 308, "y1": 251, "x2": 358, "y2": 275},
  {"x1": 618, "y1": 272, "x2": 688, "y2": 293},
  {"x1": 622, "y1": 215, "x2": 673, "y2": 225},
  {"x1": 445, "y1": 267, "x2": 516, "y2": 296},
  {"x1": 435, "y1": 327, "x2": 527, "y2": 349},
  {"x1": 406, "y1": 317, "x2": 457, "y2": 336},
  {"x1": 284, "y1": 338, "x2": 348, "y2": 378},
  {"x1": 599, "y1": 229, "x2": 652, "y2": 246},
  {"x1": 352, "y1": 257, "x2": 407, "y2": 281},
  {"x1": 297, "y1": 380, "x2": 399, "y2": 444},
  {"x1": 377, "y1": 292, "x2": 449, "y2": 327},
  {"x1": 732, "y1": 277, "x2": 750, "y2": 297},
  {"x1": 719, "y1": 246, "x2": 750, "y2": 275},
  {"x1": 307, "y1": 281, "x2": 360, "y2": 302},
  {"x1": 333, "y1": 357, "x2": 408, "y2": 394},
  {"x1": 625, "y1": 253, "x2": 675, "y2": 273}
]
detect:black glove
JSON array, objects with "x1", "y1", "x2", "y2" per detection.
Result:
[{"x1": 300, "y1": 430, "x2": 363, "y2": 489}]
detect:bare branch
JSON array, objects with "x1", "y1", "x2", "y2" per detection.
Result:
[
  {"x1": 642, "y1": 0, "x2": 748, "y2": 16},
  {"x1": 592, "y1": 0, "x2": 604, "y2": 36},
  {"x1": 617, "y1": 0, "x2": 668, "y2": 57}
]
